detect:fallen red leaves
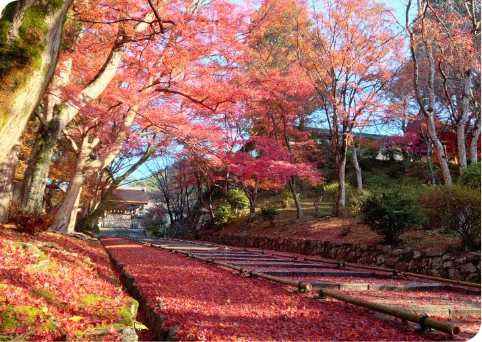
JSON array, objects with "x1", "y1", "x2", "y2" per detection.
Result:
[
  {"x1": 0, "y1": 228, "x2": 139, "y2": 341},
  {"x1": 101, "y1": 237, "x2": 476, "y2": 341}
]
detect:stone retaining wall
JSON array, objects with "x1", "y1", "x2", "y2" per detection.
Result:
[{"x1": 197, "y1": 232, "x2": 481, "y2": 283}]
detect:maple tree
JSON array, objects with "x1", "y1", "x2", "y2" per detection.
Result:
[
  {"x1": 243, "y1": 0, "x2": 321, "y2": 218},
  {"x1": 227, "y1": 137, "x2": 320, "y2": 220},
  {"x1": 10, "y1": 0, "x2": 248, "y2": 231},
  {"x1": 296, "y1": 0, "x2": 403, "y2": 216}
]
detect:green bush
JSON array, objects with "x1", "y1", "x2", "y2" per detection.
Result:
[
  {"x1": 457, "y1": 162, "x2": 481, "y2": 189},
  {"x1": 418, "y1": 185, "x2": 481, "y2": 250},
  {"x1": 360, "y1": 189, "x2": 425, "y2": 244},
  {"x1": 322, "y1": 182, "x2": 368, "y2": 209},
  {"x1": 260, "y1": 206, "x2": 279, "y2": 224},
  {"x1": 226, "y1": 189, "x2": 249, "y2": 214},
  {"x1": 280, "y1": 190, "x2": 295, "y2": 208},
  {"x1": 215, "y1": 203, "x2": 234, "y2": 227}
]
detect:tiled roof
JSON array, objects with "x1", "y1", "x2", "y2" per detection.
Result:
[{"x1": 113, "y1": 187, "x2": 149, "y2": 204}]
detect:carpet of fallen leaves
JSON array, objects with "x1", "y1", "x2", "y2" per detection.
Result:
[
  {"x1": 0, "y1": 227, "x2": 145, "y2": 341},
  {"x1": 101, "y1": 237, "x2": 479, "y2": 341}
]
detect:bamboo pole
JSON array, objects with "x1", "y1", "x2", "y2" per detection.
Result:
[
  {"x1": 318, "y1": 289, "x2": 461, "y2": 336},
  {"x1": 249, "y1": 270, "x2": 313, "y2": 292}
]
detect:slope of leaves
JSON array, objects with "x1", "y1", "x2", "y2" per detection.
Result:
[
  {"x1": 0, "y1": 227, "x2": 140, "y2": 341},
  {"x1": 101, "y1": 236, "x2": 465, "y2": 341}
]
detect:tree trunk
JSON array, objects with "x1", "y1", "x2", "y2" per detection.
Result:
[
  {"x1": 335, "y1": 157, "x2": 347, "y2": 216},
  {"x1": 49, "y1": 141, "x2": 90, "y2": 234},
  {"x1": 288, "y1": 176, "x2": 302, "y2": 219},
  {"x1": 50, "y1": 108, "x2": 136, "y2": 233},
  {"x1": 426, "y1": 139, "x2": 436, "y2": 186},
  {"x1": 0, "y1": 0, "x2": 73, "y2": 163},
  {"x1": 333, "y1": 132, "x2": 348, "y2": 217},
  {"x1": 469, "y1": 113, "x2": 481, "y2": 163},
  {"x1": 81, "y1": 146, "x2": 155, "y2": 229},
  {"x1": 20, "y1": 115, "x2": 61, "y2": 212},
  {"x1": 426, "y1": 114, "x2": 452, "y2": 184},
  {"x1": 0, "y1": 143, "x2": 20, "y2": 223},
  {"x1": 350, "y1": 144, "x2": 362, "y2": 190},
  {"x1": 455, "y1": 71, "x2": 471, "y2": 173},
  {"x1": 241, "y1": 180, "x2": 258, "y2": 221}
]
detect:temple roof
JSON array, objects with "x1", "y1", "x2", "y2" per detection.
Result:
[{"x1": 113, "y1": 187, "x2": 149, "y2": 204}]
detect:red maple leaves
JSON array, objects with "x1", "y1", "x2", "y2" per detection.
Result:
[{"x1": 101, "y1": 237, "x2": 478, "y2": 341}]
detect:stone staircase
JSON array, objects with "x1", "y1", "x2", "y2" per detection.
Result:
[{"x1": 98, "y1": 227, "x2": 146, "y2": 238}]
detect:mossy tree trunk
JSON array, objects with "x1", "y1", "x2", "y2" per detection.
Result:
[
  {"x1": 351, "y1": 143, "x2": 363, "y2": 190},
  {"x1": 0, "y1": 143, "x2": 20, "y2": 223},
  {"x1": 19, "y1": 113, "x2": 62, "y2": 212},
  {"x1": 0, "y1": 0, "x2": 73, "y2": 164}
]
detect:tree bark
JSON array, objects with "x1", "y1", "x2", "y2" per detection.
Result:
[
  {"x1": 49, "y1": 136, "x2": 90, "y2": 234},
  {"x1": 0, "y1": 143, "x2": 20, "y2": 223},
  {"x1": 469, "y1": 115, "x2": 481, "y2": 162},
  {"x1": 241, "y1": 180, "x2": 258, "y2": 221},
  {"x1": 288, "y1": 176, "x2": 302, "y2": 219},
  {"x1": 335, "y1": 157, "x2": 347, "y2": 216},
  {"x1": 20, "y1": 114, "x2": 61, "y2": 212},
  {"x1": 0, "y1": 0, "x2": 73, "y2": 163},
  {"x1": 350, "y1": 144, "x2": 362, "y2": 190},
  {"x1": 333, "y1": 133, "x2": 348, "y2": 217},
  {"x1": 50, "y1": 108, "x2": 136, "y2": 234}
]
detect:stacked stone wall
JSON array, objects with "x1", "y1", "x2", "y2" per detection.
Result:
[{"x1": 197, "y1": 232, "x2": 481, "y2": 283}]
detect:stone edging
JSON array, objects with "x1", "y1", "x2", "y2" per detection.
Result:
[{"x1": 197, "y1": 232, "x2": 481, "y2": 283}]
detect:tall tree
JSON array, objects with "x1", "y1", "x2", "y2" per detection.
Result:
[
  {"x1": 297, "y1": 0, "x2": 403, "y2": 215},
  {"x1": 0, "y1": 0, "x2": 73, "y2": 163},
  {"x1": 245, "y1": 0, "x2": 319, "y2": 218}
]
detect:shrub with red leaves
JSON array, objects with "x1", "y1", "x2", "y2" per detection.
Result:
[{"x1": 8, "y1": 204, "x2": 55, "y2": 234}]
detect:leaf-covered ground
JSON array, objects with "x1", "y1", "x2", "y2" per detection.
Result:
[
  {"x1": 101, "y1": 236, "x2": 479, "y2": 341},
  {"x1": 218, "y1": 215, "x2": 464, "y2": 253},
  {"x1": 0, "y1": 227, "x2": 147, "y2": 341}
]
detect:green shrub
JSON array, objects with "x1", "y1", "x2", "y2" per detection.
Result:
[
  {"x1": 457, "y1": 162, "x2": 481, "y2": 189},
  {"x1": 226, "y1": 189, "x2": 249, "y2": 214},
  {"x1": 418, "y1": 185, "x2": 481, "y2": 250},
  {"x1": 280, "y1": 190, "x2": 295, "y2": 208},
  {"x1": 322, "y1": 182, "x2": 367, "y2": 209},
  {"x1": 8, "y1": 204, "x2": 55, "y2": 235},
  {"x1": 360, "y1": 189, "x2": 425, "y2": 244},
  {"x1": 215, "y1": 203, "x2": 234, "y2": 227},
  {"x1": 260, "y1": 206, "x2": 279, "y2": 224}
]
